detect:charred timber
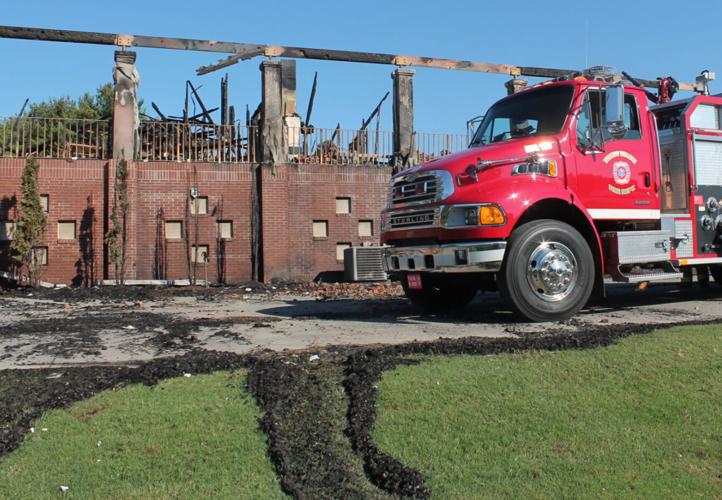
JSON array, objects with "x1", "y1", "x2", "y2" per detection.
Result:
[
  {"x1": 0, "y1": 25, "x2": 697, "y2": 90},
  {"x1": 0, "y1": 25, "x2": 263, "y2": 54}
]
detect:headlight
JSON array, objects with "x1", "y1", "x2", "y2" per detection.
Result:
[
  {"x1": 512, "y1": 158, "x2": 558, "y2": 177},
  {"x1": 442, "y1": 204, "x2": 506, "y2": 227}
]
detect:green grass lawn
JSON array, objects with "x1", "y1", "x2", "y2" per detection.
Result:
[
  {"x1": 0, "y1": 370, "x2": 286, "y2": 499},
  {"x1": 374, "y1": 325, "x2": 722, "y2": 499}
]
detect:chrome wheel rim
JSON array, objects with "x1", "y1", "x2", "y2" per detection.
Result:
[{"x1": 526, "y1": 241, "x2": 578, "y2": 302}]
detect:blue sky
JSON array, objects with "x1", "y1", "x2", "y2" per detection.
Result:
[{"x1": 1, "y1": 0, "x2": 720, "y2": 133}]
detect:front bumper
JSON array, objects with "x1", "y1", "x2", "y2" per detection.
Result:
[{"x1": 383, "y1": 241, "x2": 506, "y2": 273}]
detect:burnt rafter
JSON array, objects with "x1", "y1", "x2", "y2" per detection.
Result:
[{"x1": 0, "y1": 24, "x2": 697, "y2": 91}]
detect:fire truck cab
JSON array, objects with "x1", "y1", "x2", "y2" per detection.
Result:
[{"x1": 381, "y1": 69, "x2": 722, "y2": 321}]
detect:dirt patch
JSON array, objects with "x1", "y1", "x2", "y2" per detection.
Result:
[
  {"x1": 246, "y1": 354, "x2": 390, "y2": 499},
  {"x1": 345, "y1": 353, "x2": 429, "y2": 498}
]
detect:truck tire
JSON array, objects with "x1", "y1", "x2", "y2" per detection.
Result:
[
  {"x1": 710, "y1": 265, "x2": 722, "y2": 286},
  {"x1": 498, "y1": 219, "x2": 594, "y2": 322},
  {"x1": 402, "y1": 276, "x2": 477, "y2": 313}
]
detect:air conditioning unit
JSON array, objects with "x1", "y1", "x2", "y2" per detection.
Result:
[{"x1": 344, "y1": 246, "x2": 387, "y2": 282}]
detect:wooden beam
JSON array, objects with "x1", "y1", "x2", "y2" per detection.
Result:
[
  {"x1": 0, "y1": 24, "x2": 564, "y2": 79},
  {"x1": 0, "y1": 25, "x2": 263, "y2": 53},
  {"x1": 0, "y1": 25, "x2": 700, "y2": 90}
]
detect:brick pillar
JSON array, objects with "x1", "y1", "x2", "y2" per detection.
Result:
[
  {"x1": 392, "y1": 68, "x2": 415, "y2": 171},
  {"x1": 505, "y1": 77, "x2": 528, "y2": 95},
  {"x1": 259, "y1": 60, "x2": 286, "y2": 164},
  {"x1": 112, "y1": 51, "x2": 140, "y2": 160}
]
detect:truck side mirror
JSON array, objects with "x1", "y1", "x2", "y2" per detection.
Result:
[{"x1": 604, "y1": 84, "x2": 628, "y2": 139}]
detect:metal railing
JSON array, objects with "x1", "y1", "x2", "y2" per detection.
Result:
[
  {"x1": 0, "y1": 116, "x2": 469, "y2": 165},
  {"x1": 290, "y1": 126, "x2": 393, "y2": 165},
  {"x1": 0, "y1": 116, "x2": 110, "y2": 159},
  {"x1": 414, "y1": 132, "x2": 469, "y2": 163},
  {"x1": 138, "y1": 121, "x2": 257, "y2": 163},
  {"x1": 291, "y1": 127, "x2": 468, "y2": 166}
]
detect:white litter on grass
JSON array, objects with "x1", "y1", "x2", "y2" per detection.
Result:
[
  {"x1": 41, "y1": 428, "x2": 48, "y2": 432},
  {"x1": 97, "y1": 440, "x2": 102, "y2": 447},
  {"x1": 59, "y1": 485, "x2": 69, "y2": 493},
  {"x1": 29, "y1": 427, "x2": 34, "y2": 433},
  {"x1": 183, "y1": 373, "x2": 192, "y2": 378},
  {"x1": 309, "y1": 354, "x2": 320, "y2": 362}
]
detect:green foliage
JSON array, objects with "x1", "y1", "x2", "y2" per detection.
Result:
[
  {"x1": 105, "y1": 160, "x2": 129, "y2": 284},
  {"x1": 27, "y1": 83, "x2": 115, "y2": 121},
  {"x1": 0, "y1": 371, "x2": 287, "y2": 498},
  {"x1": 9, "y1": 156, "x2": 47, "y2": 284},
  {"x1": 375, "y1": 325, "x2": 722, "y2": 499}
]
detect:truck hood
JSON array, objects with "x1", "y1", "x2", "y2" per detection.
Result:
[{"x1": 400, "y1": 136, "x2": 560, "y2": 178}]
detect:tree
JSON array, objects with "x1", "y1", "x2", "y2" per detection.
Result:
[
  {"x1": 10, "y1": 156, "x2": 47, "y2": 286},
  {"x1": 105, "y1": 159, "x2": 129, "y2": 284},
  {"x1": 30, "y1": 83, "x2": 143, "y2": 119},
  {"x1": 26, "y1": 83, "x2": 116, "y2": 120}
]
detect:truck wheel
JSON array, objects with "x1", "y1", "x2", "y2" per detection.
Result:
[
  {"x1": 402, "y1": 276, "x2": 477, "y2": 313},
  {"x1": 498, "y1": 220, "x2": 594, "y2": 322},
  {"x1": 710, "y1": 265, "x2": 722, "y2": 286}
]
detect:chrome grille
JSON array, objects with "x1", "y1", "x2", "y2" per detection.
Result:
[
  {"x1": 387, "y1": 208, "x2": 439, "y2": 230},
  {"x1": 390, "y1": 172, "x2": 440, "y2": 207}
]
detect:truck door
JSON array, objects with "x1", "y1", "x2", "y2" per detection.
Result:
[
  {"x1": 573, "y1": 89, "x2": 659, "y2": 220},
  {"x1": 690, "y1": 102, "x2": 722, "y2": 255}
]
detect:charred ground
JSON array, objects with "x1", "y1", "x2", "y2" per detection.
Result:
[{"x1": 2, "y1": 311, "x2": 720, "y2": 499}]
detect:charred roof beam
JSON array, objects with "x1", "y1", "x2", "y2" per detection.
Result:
[{"x1": 0, "y1": 24, "x2": 698, "y2": 91}]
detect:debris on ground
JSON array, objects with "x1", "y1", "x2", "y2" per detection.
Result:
[{"x1": 0, "y1": 280, "x2": 404, "y2": 304}]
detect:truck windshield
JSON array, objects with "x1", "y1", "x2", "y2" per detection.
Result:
[{"x1": 470, "y1": 85, "x2": 574, "y2": 146}]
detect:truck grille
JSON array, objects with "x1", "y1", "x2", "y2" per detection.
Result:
[
  {"x1": 390, "y1": 172, "x2": 440, "y2": 207},
  {"x1": 387, "y1": 208, "x2": 439, "y2": 230}
]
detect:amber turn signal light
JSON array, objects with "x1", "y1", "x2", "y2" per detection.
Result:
[{"x1": 479, "y1": 205, "x2": 505, "y2": 225}]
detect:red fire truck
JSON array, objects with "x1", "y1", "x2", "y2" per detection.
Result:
[{"x1": 381, "y1": 68, "x2": 721, "y2": 321}]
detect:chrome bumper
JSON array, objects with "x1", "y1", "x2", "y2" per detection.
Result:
[{"x1": 384, "y1": 241, "x2": 506, "y2": 273}]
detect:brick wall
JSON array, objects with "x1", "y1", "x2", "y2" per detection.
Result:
[
  {"x1": 0, "y1": 158, "x2": 391, "y2": 285},
  {"x1": 261, "y1": 164, "x2": 391, "y2": 282},
  {"x1": 0, "y1": 158, "x2": 105, "y2": 285},
  {"x1": 131, "y1": 162, "x2": 255, "y2": 284}
]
